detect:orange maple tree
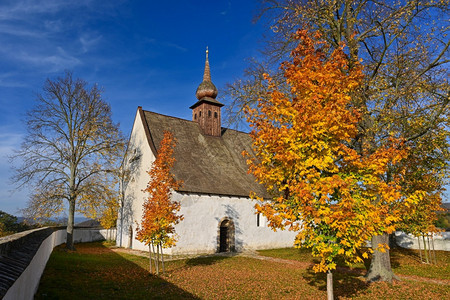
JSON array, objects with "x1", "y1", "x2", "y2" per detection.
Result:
[
  {"x1": 244, "y1": 29, "x2": 426, "y2": 295},
  {"x1": 136, "y1": 131, "x2": 183, "y2": 274}
]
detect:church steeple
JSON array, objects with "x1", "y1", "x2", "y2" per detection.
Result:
[
  {"x1": 195, "y1": 47, "x2": 219, "y2": 100},
  {"x1": 203, "y1": 47, "x2": 211, "y2": 81},
  {"x1": 190, "y1": 48, "x2": 224, "y2": 137}
]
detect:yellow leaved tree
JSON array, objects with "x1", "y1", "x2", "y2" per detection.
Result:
[
  {"x1": 244, "y1": 30, "x2": 425, "y2": 299},
  {"x1": 227, "y1": 0, "x2": 449, "y2": 284}
]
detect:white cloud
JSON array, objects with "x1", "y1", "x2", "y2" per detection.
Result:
[
  {"x1": 80, "y1": 34, "x2": 103, "y2": 53},
  {"x1": 146, "y1": 38, "x2": 188, "y2": 52},
  {"x1": 0, "y1": 129, "x2": 30, "y2": 215},
  {"x1": 9, "y1": 47, "x2": 81, "y2": 72},
  {"x1": 0, "y1": 131, "x2": 23, "y2": 163},
  {"x1": 0, "y1": 72, "x2": 29, "y2": 88},
  {"x1": 0, "y1": 24, "x2": 46, "y2": 38},
  {"x1": 0, "y1": 0, "x2": 95, "y2": 21},
  {"x1": 0, "y1": 80, "x2": 28, "y2": 88},
  {"x1": 43, "y1": 19, "x2": 64, "y2": 33},
  {"x1": 220, "y1": 1, "x2": 232, "y2": 15},
  {"x1": 0, "y1": 1, "x2": 125, "y2": 73}
]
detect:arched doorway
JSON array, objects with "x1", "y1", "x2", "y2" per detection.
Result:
[{"x1": 218, "y1": 218, "x2": 235, "y2": 252}]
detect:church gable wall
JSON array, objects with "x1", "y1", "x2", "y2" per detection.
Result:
[{"x1": 116, "y1": 109, "x2": 156, "y2": 249}]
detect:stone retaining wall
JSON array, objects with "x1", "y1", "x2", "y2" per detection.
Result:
[{"x1": 0, "y1": 227, "x2": 115, "y2": 300}]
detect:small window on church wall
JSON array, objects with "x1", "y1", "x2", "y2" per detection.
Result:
[
  {"x1": 208, "y1": 110, "x2": 211, "y2": 117},
  {"x1": 199, "y1": 111, "x2": 202, "y2": 117},
  {"x1": 214, "y1": 112, "x2": 218, "y2": 118},
  {"x1": 257, "y1": 213, "x2": 260, "y2": 227},
  {"x1": 194, "y1": 113, "x2": 197, "y2": 120}
]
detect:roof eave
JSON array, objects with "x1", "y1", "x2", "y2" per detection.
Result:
[{"x1": 189, "y1": 98, "x2": 225, "y2": 110}]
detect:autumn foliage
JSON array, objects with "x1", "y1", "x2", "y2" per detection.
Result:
[
  {"x1": 136, "y1": 131, "x2": 183, "y2": 249},
  {"x1": 245, "y1": 30, "x2": 426, "y2": 273}
]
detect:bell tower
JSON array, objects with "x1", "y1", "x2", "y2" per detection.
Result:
[{"x1": 190, "y1": 48, "x2": 224, "y2": 137}]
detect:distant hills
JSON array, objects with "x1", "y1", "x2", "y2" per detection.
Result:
[{"x1": 16, "y1": 216, "x2": 90, "y2": 226}]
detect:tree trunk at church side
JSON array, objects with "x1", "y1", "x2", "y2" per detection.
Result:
[
  {"x1": 152, "y1": 243, "x2": 159, "y2": 275},
  {"x1": 423, "y1": 235, "x2": 429, "y2": 263},
  {"x1": 160, "y1": 243, "x2": 165, "y2": 275},
  {"x1": 327, "y1": 270, "x2": 334, "y2": 300},
  {"x1": 148, "y1": 244, "x2": 153, "y2": 273},
  {"x1": 366, "y1": 233, "x2": 397, "y2": 283}
]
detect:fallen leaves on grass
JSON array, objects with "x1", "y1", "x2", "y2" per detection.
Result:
[{"x1": 37, "y1": 243, "x2": 450, "y2": 300}]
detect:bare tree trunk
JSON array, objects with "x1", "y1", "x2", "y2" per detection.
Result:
[
  {"x1": 119, "y1": 205, "x2": 124, "y2": 247},
  {"x1": 160, "y1": 243, "x2": 165, "y2": 275},
  {"x1": 66, "y1": 199, "x2": 76, "y2": 250},
  {"x1": 366, "y1": 233, "x2": 396, "y2": 282},
  {"x1": 427, "y1": 233, "x2": 436, "y2": 264},
  {"x1": 327, "y1": 270, "x2": 334, "y2": 300},
  {"x1": 418, "y1": 236, "x2": 422, "y2": 263},
  {"x1": 422, "y1": 235, "x2": 429, "y2": 264},
  {"x1": 148, "y1": 244, "x2": 153, "y2": 273},
  {"x1": 151, "y1": 243, "x2": 158, "y2": 275},
  {"x1": 431, "y1": 235, "x2": 437, "y2": 264},
  {"x1": 153, "y1": 243, "x2": 159, "y2": 275}
]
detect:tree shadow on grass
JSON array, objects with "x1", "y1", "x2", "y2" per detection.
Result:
[
  {"x1": 302, "y1": 265, "x2": 370, "y2": 299},
  {"x1": 185, "y1": 252, "x2": 236, "y2": 266},
  {"x1": 35, "y1": 242, "x2": 200, "y2": 299},
  {"x1": 390, "y1": 247, "x2": 422, "y2": 268}
]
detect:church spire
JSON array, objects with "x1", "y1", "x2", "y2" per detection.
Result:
[
  {"x1": 195, "y1": 47, "x2": 218, "y2": 100},
  {"x1": 203, "y1": 47, "x2": 211, "y2": 82},
  {"x1": 190, "y1": 48, "x2": 224, "y2": 137}
]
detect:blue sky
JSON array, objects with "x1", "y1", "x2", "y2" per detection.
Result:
[
  {"x1": 1, "y1": 1, "x2": 448, "y2": 216},
  {"x1": 0, "y1": 0, "x2": 267, "y2": 215}
]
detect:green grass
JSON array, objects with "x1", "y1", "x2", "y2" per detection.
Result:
[
  {"x1": 257, "y1": 247, "x2": 368, "y2": 270},
  {"x1": 390, "y1": 248, "x2": 450, "y2": 280},
  {"x1": 36, "y1": 242, "x2": 195, "y2": 299},
  {"x1": 36, "y1": 242, "x2": 450, "y2": 299}
]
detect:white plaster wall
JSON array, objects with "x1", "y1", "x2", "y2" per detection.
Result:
[
  {"x1": 74, "y1": 228, "x2": 117, "y2": 243},
  {"x1": 129, "y1": 192, "x2": 297, "y2": 254},
  {"x1": 395, "y1": 231, "x2": 450, "y2": 251},
  {"x1": 117, "y1": 109, "x2": 155, "y2": 249}
]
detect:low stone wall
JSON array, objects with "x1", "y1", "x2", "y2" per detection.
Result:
[
  {"x1": 0, "y1": 227, "x2": 115, "y2": 300},
  {"x1": 395, "y1": 231, "x2": 450, "y2": 251}
]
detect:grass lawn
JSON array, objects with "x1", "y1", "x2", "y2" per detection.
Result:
[
  {"x1": 36, "y1": 242, "x2": 449, "y2": 299},
  {"x1": 258, "y1": 246, "x2": 450, "y2": 280}
]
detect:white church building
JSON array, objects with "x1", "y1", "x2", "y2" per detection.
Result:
[{"x1": 116, "y1": 51, "x2": 296, "y2": 254}]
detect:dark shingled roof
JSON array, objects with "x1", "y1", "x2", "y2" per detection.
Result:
[{"x1": 141, "y1": 109, "x2": 268, "y2": 198}]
